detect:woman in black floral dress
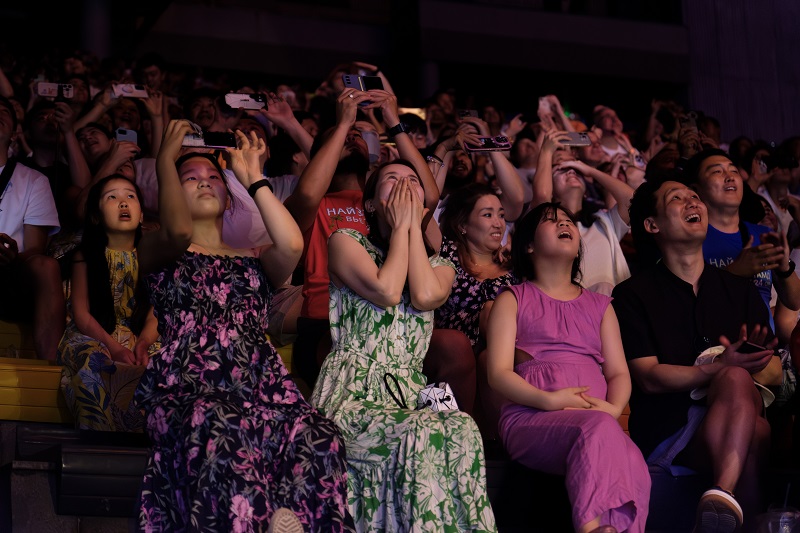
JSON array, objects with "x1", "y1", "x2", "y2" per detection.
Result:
[
  {"x1": 134, "y1": 120, "x2": 354, "y2": 533},
  {"x1": 425, "y1": 183, "x2": 516, "y2": 426}
]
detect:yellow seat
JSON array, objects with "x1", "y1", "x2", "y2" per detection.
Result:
[
  {"x1": 0, "y1": 356, "x2": 72, "y2": 424},
  {"x1": 0, "y1": 320, "x2": 36, "y2": 359}
]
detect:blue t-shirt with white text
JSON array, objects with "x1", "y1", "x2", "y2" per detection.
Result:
[{"x1": 702, "y1": 221, "x2": 774, "y2": 331}]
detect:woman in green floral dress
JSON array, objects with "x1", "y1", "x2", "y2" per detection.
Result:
[{"x1": 311, "y1": 160, "x2": 497, "y2": 532}]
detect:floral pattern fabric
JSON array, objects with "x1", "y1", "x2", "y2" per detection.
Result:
[
  {"x1": 133, "y1": 251, "x2": 354, "y2": 533},
  {"x1": 434, "y1": 235, "x2": 516, "y2": 346},
  {"x1": 58, "y1": 248, "x2": 153, "y2": 431},
  {"x1": 311, "y1": 229, "x2": 497, "y2": 532}
]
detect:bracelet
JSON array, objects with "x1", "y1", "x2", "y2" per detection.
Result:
[
  {"x1": 386, "y1": 122, "x2": 409, "y2": 139},
  {"x1": 426, "y1": 154, "x2": 443, "y2": 165},
  {"x1": 247, "y1": 179, "x2": 273, "y2": 198},
  {"x1": 775, "y1": 259, "x2": 796, "y2": 279}
]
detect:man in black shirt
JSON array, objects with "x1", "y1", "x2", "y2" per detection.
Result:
[{"x1": 612, "y1": 176, "x2": 782, "y2": 533}]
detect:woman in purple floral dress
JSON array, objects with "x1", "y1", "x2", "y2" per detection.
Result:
[{"x1": 134, "y1": 120, "x2": 354, "y2": 533}]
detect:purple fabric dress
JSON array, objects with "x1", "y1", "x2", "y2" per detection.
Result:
[
  {"x1": 134, "y1": 252, "x2": 354, "y2": 533},
  {"x1": 498, "y1": 282, "x2": 650, "y2": 532}
]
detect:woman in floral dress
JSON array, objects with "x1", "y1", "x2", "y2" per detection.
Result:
[
  {"x1": 133, "y1": 120, "x2": 354, "y2": 533},
  {"x1": 428, "y1": 183, "x2": 516, "y2": 420},
  {"x1": 311, "y1": 160, "x2": 497, "y2": 532}
]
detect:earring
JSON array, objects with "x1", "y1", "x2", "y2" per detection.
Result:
[{"x1": 460, "y1": 228, "x2": 466, "y2": 235}]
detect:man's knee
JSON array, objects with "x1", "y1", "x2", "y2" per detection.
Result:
[{"x1": 710, "y1": 365, "x2": 757, "y2": 393}]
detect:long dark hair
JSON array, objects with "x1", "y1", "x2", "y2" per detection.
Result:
[
  {"x1": 363, "y1": 159, "x2": 434, "y2": 256},
  {"x1": 511, "y1": 202, "x2": 583, "y2": 285},
  {"x1": 81, "y1": 175, "x2": 149, "y2": 335},
  {"x1": 439, "y1": 183, "x2": 510, "y2": 274}
]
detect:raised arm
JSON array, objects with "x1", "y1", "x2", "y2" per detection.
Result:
[
  {"x1": 137, "y1": 119, "x2": 195, "y2": 273},
  {"x1": 368, "y1": 89, "x2": 439, "y2": 211},
  {"x1": 461, "y1": 116, "x2": 524, "y2": 221},
  {"x1": 406, "y1": 182, "x2": 454, "y2": 310},
  {"x1": 328, "y1": 180, "x2": 412, "y2": 307},
  {"x1": 74, "y1": 85, "x2": 116, "y2": 132},
  {"x1": 283, "y1": 88, "x2": 368, "y2": 232},
  {"x1": 559, "y1": 159, "x2": 635, "y2": 225},
  {"x1": 226, "y1": 130, "x2": 303, "y2": 286},
  {"x1": 142, "y1": 90, "x2": 165, "y2": 157},
  {"x1": 53, "y1": 101, "x2": 91, "y2": 190},
  {"x1": 75, "y1": 141, "x2": 141, "y2": 221},
  {"x1": 259, "y1": 92, "x2": 314, "y2": 158},
  {"x1": 530, "y1": 129, "x2": 572, "y2": 206}
]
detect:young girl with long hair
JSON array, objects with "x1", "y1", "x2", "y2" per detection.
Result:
[{"x1": 58, "y1": 174, "x2": 158, "y2": 432}]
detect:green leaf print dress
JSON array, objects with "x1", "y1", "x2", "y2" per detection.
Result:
[{"x1": 311, "y1": 229, "x2": 497, "y2": 532}]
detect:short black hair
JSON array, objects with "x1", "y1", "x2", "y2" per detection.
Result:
[
  {"x1": 683, "y1": 147, "x2": 764, "y2": 223},
  {"x1": 628, "y1": 169, "x2": 684, "y2": 265},
  {"x1": 0, "y1": 96, "x2": 18, "y2": 130},
  {"x1": 682, "y1": 148, "x2": 731, "y2": 186}
]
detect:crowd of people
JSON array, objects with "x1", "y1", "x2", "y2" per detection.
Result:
[{"x1": 1, "y1": 46, "x2": 800, "y2": 532}]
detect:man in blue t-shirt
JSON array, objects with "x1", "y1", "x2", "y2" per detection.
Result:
[{"x1": 685, "y1": 149, "x2": 800, "y2": 327}]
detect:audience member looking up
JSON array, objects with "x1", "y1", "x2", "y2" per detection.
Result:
[{"x1": 612, "y1": 176, "x2": 782, "y2": 532}]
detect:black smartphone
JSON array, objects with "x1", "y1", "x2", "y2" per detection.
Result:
[
  {"x1": 360, "y1": 76, "x2": 384, "y2": 91},
  {"x1": 202, "y1": 131, "x2": 237, "y2": 149},
  {"x1": 739, "y1": 341, "x2": 767, "y2": 354}
]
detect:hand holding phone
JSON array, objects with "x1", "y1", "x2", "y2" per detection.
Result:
[
  {"x1": 36, "y1": 82, "x2": 74, "y2": 100},
  {"x1": 559, "y1": 132, "x2": 592, "y2": 147},
  {"x1": 225, "y1": 93, "x2": 267, "y2": 110},
  {"x1": 115, "y1": 128, "x2": 138, "y2": 145},
  {"x1": 181, "y1": 121, "x2": 237, "y2": 149},
  {"x1": 738, "y1": 341, "x2": 768, "y2": 355},
  {"x1": 113, "y1": 84, "x2": 149, "y2": 99},
  {"x1": 342, "y1": 74, "x2": 384, "y2": 107},
  {"x1": 463, "y1": 135, "x2": 512, "y2": 153}
]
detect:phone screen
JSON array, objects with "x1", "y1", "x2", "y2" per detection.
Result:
[
  {"x1": 203, "y1": 132, "x2": 237, "y2": 148},
  {"x1": 739, "y1": 342, "x2": 767, "y2": 354},
  {"x1": 361, "y1": 76, "x2": 384, "y2": 91}
]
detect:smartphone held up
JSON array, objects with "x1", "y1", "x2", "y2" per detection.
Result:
[
  {"x1": 113, "y1": 84, "x2": 149, "y2": 99},
  {"x1": 463, "y1": 135, "x2": 512, "y2": 153},
  {"x1": 36, "y1": 82, "x2": 74, "y2": 100},
  {"x1": 342, "y1": 74, "x2": 384, "y2": 107},
  {"x1": 224, "y1": 93, "x2": 267, "y2": 110},
  {"x1": 181, "y1": 121, "x2": 237, "y2": 149}
]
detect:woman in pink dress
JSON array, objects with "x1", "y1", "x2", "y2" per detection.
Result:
[{"x1": 486, "y1": 202, "x2": 650, "y2": 533}]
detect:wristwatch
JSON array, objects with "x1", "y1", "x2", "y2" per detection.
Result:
[
  {"x1": 776, "y1": 259, "x2": 796, "y2": 279},
  {"x1": 386, "y1": 122, "x2": 410, "y2": 139}
]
